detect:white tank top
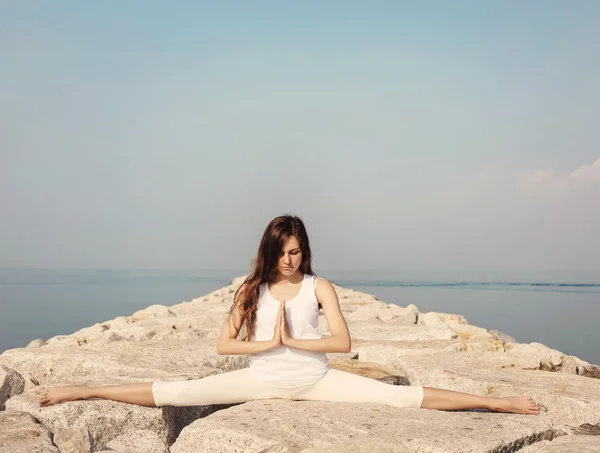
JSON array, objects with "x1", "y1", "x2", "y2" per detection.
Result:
[{"x1": 249, "y1": 274, "x2": 330, "y2": 383}]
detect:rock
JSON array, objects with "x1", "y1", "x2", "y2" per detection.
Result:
[
  {"x1": 573, "y1": 422, "x2": 600, "y2": 436},
  {"x1": 417, "y1": 311, "x2": 468, "y2": 326},
  {"x1": 377, "y1": 303, "x2": 419, "y2": 324},
  {"x1": 581, "y1": 365, "x2": 600, "y2": 379},
  {"x1": 447, "y1": 323, "x2": 493, "y2": 340},
  {"x1": 97, "y1": 429, "x2": 169, "y2": 453},
  {"x1": 131, "y1": 305, "x2": 177, "y2": 322},
  {"x1": 375, "y1": 375, "x2": 411, "y2": 386},
  {"x1": 519, "y1": 435, "x2": 600, "y2": 452},
  {"x1": 26, "y1": 339, "x2": 46, "y2": 348},
  {"x1": 0, "y1": 365, "x2": 25, "y2": 410},
  {"x1": 5, "y1": 391, "x2": 167, "y2": 451},
  {"x1": 490, "y1": 329, "x2": 518, "y2": 344},
  {"x1": 0, "y1": 410, "x2": 59, "y2": 452},
  {"x1": 53, "y1": 426, "x2": 92, "y2": 453},
  {"x1": 335, "y1": 301, "x2": 418, "y2": 325},
  {"x1": 169, "y1": 399, "x2": 560, "y2": 453},
  {"x1": 508, "y1": 343, "x2": 589, "y2": 375},
  {"x1": 0, "y1": 338, "x2": 248, "y2": 392},
  {"x1": 329, "y1": 358, "x2": 409, "y2": 384},
  {"x1": 345, "y1": 322, "x2": 458, "y2": 341}
]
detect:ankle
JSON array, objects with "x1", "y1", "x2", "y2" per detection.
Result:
[
  {"x1": 77, "y1": 386, "x2": 93, "y2": 400},
  {"x1": 487, "y1": 397, "x2": 508, "y2": 411}
]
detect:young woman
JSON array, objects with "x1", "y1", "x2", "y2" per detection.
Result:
[{"x1": 38, "y1": 215, "x2": 540, "y2": 415}]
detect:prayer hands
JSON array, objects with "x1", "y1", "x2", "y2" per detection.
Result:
[{"x1": 279, "y1": 301, "x2": 292, "y2": 345}]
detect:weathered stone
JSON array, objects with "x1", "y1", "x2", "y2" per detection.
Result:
[
  {"x1": 169, "y1": 399, "x2": 562, "y2": 453},
  {"x1": 26, "y1": 339, "x2": 46, "y2": 348},
  {"x1": 97, "y1": 429, "x2": 169, "y2": 453},
  {"x1": 0, "y1": 365, "x2": 25, "y2": 410},
  {"x1": 519, "y1": 435, "x2": 600, "y2": 452},
  {"x1": 417, "y1": 311, "x2": 468, "y2": 326},
  {"x1": 508, "y1": 343, "x2": 589, "y2": 375},
  {"x1": 322, "y1": 321, "x2": 458, "y2": 341},
  {"x1": 581, "y1": 365, "x2": 600, "y2": 379},
  {"x1": 5, "y1": 380, "x2": 234, "y2": 449},
  {"x1": 573, "y1": 422, "x2": 600, "y2": 436},
  {"x1": 53, "y1": 425, "x2": 92, "y2": 453},
  {"x1": 329, "y1": 358, "x2": 409, "y2": 384},
  {"x1": 0, "y1": 338, "x2": 249, "y2": 392},
  {"x1": 490, "y1": 329, "x2": 518, "y2": 344},
  {"x1": 0, "y1": 410, "x2": 59, "y2": 453}
]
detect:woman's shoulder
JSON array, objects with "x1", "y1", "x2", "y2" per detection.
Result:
[{"x1": 312, "y1": 276, "x2": 334, "y2": 292}]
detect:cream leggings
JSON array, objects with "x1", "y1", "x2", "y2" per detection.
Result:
[{"x1": 152, "y1": 368, "x2": 424, "y2": 409}]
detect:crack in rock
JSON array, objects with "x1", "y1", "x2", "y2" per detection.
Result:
[
  {"x1": 487, "y1": 429, "x2": 566, "y2": 453},
  {"x1": 572, "y1": 423, "x2": 600, "y2": 436}
]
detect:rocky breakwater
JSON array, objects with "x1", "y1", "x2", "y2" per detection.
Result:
[{"x1": 1, "y1": 276, "x2": 599, "y2": 452}]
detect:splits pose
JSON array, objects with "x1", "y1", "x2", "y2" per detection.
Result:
[{"x1": 39, "y1": 216, "x2": 540, "y2": 416}]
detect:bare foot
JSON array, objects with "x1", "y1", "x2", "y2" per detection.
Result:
[
  {"x1": 490, "y1": 396, "x2": 541, "y2": 415},
  {"x1": 38, "y1": 386, "x2": 89, "y2": 407}
]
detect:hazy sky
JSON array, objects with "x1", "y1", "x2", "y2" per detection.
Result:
[{"x1": 2, "y1": 2, "x2": 599, "y2": 271}]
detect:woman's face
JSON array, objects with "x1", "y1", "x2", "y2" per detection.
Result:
[{"x1": 277, "y1": 235, "x2": 303, "y2": 276}]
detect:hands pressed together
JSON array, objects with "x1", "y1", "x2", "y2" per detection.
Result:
[{"x1": 272, "y1": 300, "x2": 292, "y2": 347}]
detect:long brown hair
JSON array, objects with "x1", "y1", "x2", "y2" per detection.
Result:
[{"x1": 230, "y1": 215, "x2": 315, "y2": 341}]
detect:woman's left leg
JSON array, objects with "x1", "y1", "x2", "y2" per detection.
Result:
[
  {"x1": 295, "y1": 369, "x2": 540, "y2": 415},
  {"x1": 421, "y1": 387, "x2": 540, "y2": 415},
  {"x1": 294, "y1": 369, "x2": 423, "y2": 409}
]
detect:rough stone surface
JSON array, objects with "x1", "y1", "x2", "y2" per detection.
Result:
[
  {"x1": 169, "y1": 399, "x2": 561, "y2": 453},
  {"x1": 53, "y1": 425, "x2": 92, "y2": 453},
  {"x1": 4, "y1": 379, "x2": 233, "y2": 450},
  {"x1": 519, "y1": 435, "x2": 600, "y2": 452},
  {"x1": 0, "y1": 410, "x2": 59, "y2": 453},
  {"x1": 490, "y1": 329, "x2": 519, "y2": 344},
  {"x1": 98, "y1": 429, "x2": 169, "y2": 453},
  {"x1": 0, "y1": 365, "x2": 25, "y2": 410},
  {"x1": 581, "y1": 365, "x2": 600, "y2": 379}
]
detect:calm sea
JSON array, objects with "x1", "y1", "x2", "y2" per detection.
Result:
[{"x1": 0, "y1": 269, "x2": 598, "y2": 365}]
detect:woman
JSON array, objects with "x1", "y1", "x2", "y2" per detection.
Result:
[{"x1": 39, "y1": 215, "x2": 540, "y2": 415}]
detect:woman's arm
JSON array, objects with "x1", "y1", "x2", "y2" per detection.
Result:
[
  {"x1": 282, "y1": 278, "x2": 351, "y2": 353},
  {"x1": 217, "y1": 286, "x2": 283, "y2": 355}
]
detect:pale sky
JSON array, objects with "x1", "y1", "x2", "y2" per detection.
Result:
[{"x1": 1, "y1": 2, "x2": 599, "y2": 271}]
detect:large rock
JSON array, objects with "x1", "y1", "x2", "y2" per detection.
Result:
[
  {"x1": 0, "y1": 365, "x2": 25, "y2": 409},
  {"x1": 0, "y1": 410, "x2": 59, "y2": 453},
  {"x1": 4, "y1": 385, "x2": 232, "y2": 450},
  {"x1": 5, "y1": 391, "x2": 166, "y2": 451},
  {"x1": 507, "y1": 343, "x2": 590, "y2": 375},
  {"x1": 357, "y1": 346, "x2": 600, "y2": 433},
  {"x1": 169, "y1": 399, "x2": 560, "y2": 453},
  {"x1": 0, "y1": 338, "x2": 249, "y2": 392},
  {"x1": 336, "y1": 321, "x2": 458, "y2": 341}
]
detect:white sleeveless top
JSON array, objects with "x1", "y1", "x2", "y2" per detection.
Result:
[{"x1": 249, "y1": 274, "x2": 330, "y2": 384}]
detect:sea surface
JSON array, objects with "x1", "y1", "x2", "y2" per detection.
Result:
[{"x1": 0, "y1": 269, "x2": 598, "y2": 365}]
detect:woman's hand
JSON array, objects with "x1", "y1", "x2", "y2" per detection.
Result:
[
  {"x1": 270, "y1": 300, "x2": 284, "y2": 349},
  {"x1": 280, "y1": 301, "x2": 292, "y2": 345}
]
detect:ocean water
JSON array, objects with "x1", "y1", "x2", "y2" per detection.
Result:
[{"x1": 0, "y1": 269, "x2": 598, "y2": 365}]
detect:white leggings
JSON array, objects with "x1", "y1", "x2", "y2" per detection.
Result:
[{"x1": 152, "y1": 368, "x2": 424, "y2": 409}]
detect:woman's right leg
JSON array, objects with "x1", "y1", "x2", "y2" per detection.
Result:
[
  {"x1": 39, "y1": 382, "x2": 156, "y2": 407},
  {"x1": 38, "y1": 368, "x2": 277, "y2": 408}
]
